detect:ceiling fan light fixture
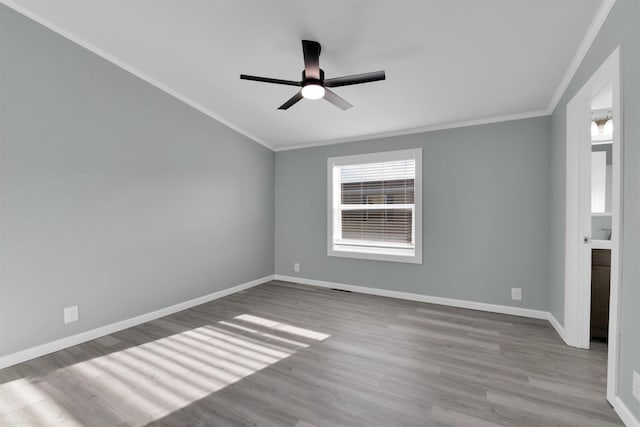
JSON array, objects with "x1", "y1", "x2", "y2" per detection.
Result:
[
  {"x1": 301, "y1": 84, "x2": 325, "y2": 100},
  {"x1": 241, "y1": 40, "x2": 384, "y2": 110}
]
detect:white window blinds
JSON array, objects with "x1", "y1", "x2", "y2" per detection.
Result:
[{"x1": 328, "y1": 149, "x2": 422, "y2": 263}]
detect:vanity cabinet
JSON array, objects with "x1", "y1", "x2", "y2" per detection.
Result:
[{"x1": 591, "y1": 249, "x2": 611, "y2": 340}]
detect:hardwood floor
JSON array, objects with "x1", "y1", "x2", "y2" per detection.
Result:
[{"x1": 0, "y1": 280, "x2": 623, "y2": 426}]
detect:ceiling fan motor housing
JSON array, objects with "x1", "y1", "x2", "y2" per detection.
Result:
[
  {"x1": 302, "y1": 69, "x2": 325, "y2": 87},
  {"x1": 240, "y1": 40, "x2": 385, "y2": 110}
]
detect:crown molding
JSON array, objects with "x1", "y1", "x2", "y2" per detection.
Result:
[
  {"x1": 546, "y1": 0, "x2": 617, "y2": 114},
  {"x1": 3, "y1": 0, "x2": 616, "y2": 152},
  {"x1": 1, "y1": 0, "x2": 274, "y2": 151},
  {"x1": 276, "y1": 0, "x2": 617, "y2": 152},
  {"x1": 273, "y1": 109, "x2": 549, "y2": 152}
]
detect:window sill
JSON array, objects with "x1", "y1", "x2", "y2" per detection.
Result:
[{"x1": 328, "y1": 245, "x2": 422, "y2": 264}]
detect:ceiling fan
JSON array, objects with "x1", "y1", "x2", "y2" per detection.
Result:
[{"x1": 240, "y1": 40, "x2": 385, "y2": 110}]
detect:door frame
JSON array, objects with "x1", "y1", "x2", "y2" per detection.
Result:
[{"x1": 564, "y1": 47, "x2": 622, "y2": 403}]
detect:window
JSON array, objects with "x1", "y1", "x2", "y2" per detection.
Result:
[{"x1": 327, "y1": 148, "x2": 422, "y2": 264}]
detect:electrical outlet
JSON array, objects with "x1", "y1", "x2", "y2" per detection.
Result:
[
  {"x1": 511, "y1": 288, "x2": 522, "y2": 301},
  {"x1": 294, "y1": 262, "x2": 300, "y2": 272},
  {"x1": 633, "y1": 371, "x2": 640, "y2": 402},
  {"x1": 64, "y1": 305, "x2": 78, "y2": 324}
]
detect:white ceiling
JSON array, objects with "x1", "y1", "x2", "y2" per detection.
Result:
[{"x1": 7, "y1": 0, "x2": 606, "y2": 150}]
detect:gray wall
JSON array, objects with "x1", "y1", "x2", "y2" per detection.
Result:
[
  {"x1": 275, "y1": 117, "x2": 551, "y2": 310},
  {"x1": 549, "y1": 0, "x2": 640, "y2": 418},
  {"x1": 3, "y1": 0, "x2": 637, "y2": 419},
  {"x1": 0, "y1": 6, "x2": 275, "y2": 356}
]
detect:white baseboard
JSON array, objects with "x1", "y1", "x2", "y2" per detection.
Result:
[
  {"x1": 274, "y1": 274, "x2": 549, "y2": 320},
  {"x1": 613, "y1": 396, "x2": 640, "y2": 427},
  {"x1": 4, "y1": 274, "x2": 638, "y2": 426},
  {"x1": 546, "y1": 312, "x2": 569, "y2": 344},
  {"x1": 275, "y1": 275, "x2": 640, "y2": 425},
  {"x1": 0, "y1": 274, "x2": 275, "y2": 370}
]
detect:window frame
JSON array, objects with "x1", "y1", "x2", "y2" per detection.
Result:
[{"x1": 326, "y1": 148, "x2": 422, "y2": 264}]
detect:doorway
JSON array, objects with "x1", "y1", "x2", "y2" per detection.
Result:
[
  {"x1": 590, "y1": 95, "x2": 613, "y2": 344},
  {"x1": 564, "y1": 47, "x2": 622, "y2": 404}
]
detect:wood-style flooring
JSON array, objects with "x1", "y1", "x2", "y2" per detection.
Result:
[{"x1": 0, "y1": 280, "x2": 623, "y2": 426}]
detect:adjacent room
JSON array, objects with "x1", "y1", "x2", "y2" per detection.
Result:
[{"x1": 1, "y1": 1, "x2": 639, "y2": 426}]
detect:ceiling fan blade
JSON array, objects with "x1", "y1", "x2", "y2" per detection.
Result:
[
  {"x1": 324, "y1": 70, "x2": 386, "y2": 88},
  {"x1": 302, "y1": 40, "x2": 321, "y2": 80},
  {"x1": 323, "y1": 89, "x2": 353, "y2": 110},
  {"x1": 240, "y1": 74, "x2": 301, "y2": 86},
  {"x1": 278, "y1": 91, "x2": 304, "y2": 110}
]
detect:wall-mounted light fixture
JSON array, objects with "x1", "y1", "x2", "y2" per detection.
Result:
[{"x1": 591, "y1": 111, "x2": 613, "y2": 139}]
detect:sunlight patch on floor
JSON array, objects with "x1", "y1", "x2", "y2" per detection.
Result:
[
  {"x1": 0, "y1": 315, "x2": 331, "y2": 426},
  {"x1": 218, "y1": 320, "x2": 311, "y2": 348},
  {"x1": 0, "y1": 378, "x2": 83, "y2": 426},
  {"x1": 234, "y1": 314, "x2": 331, "y2": 340}
]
